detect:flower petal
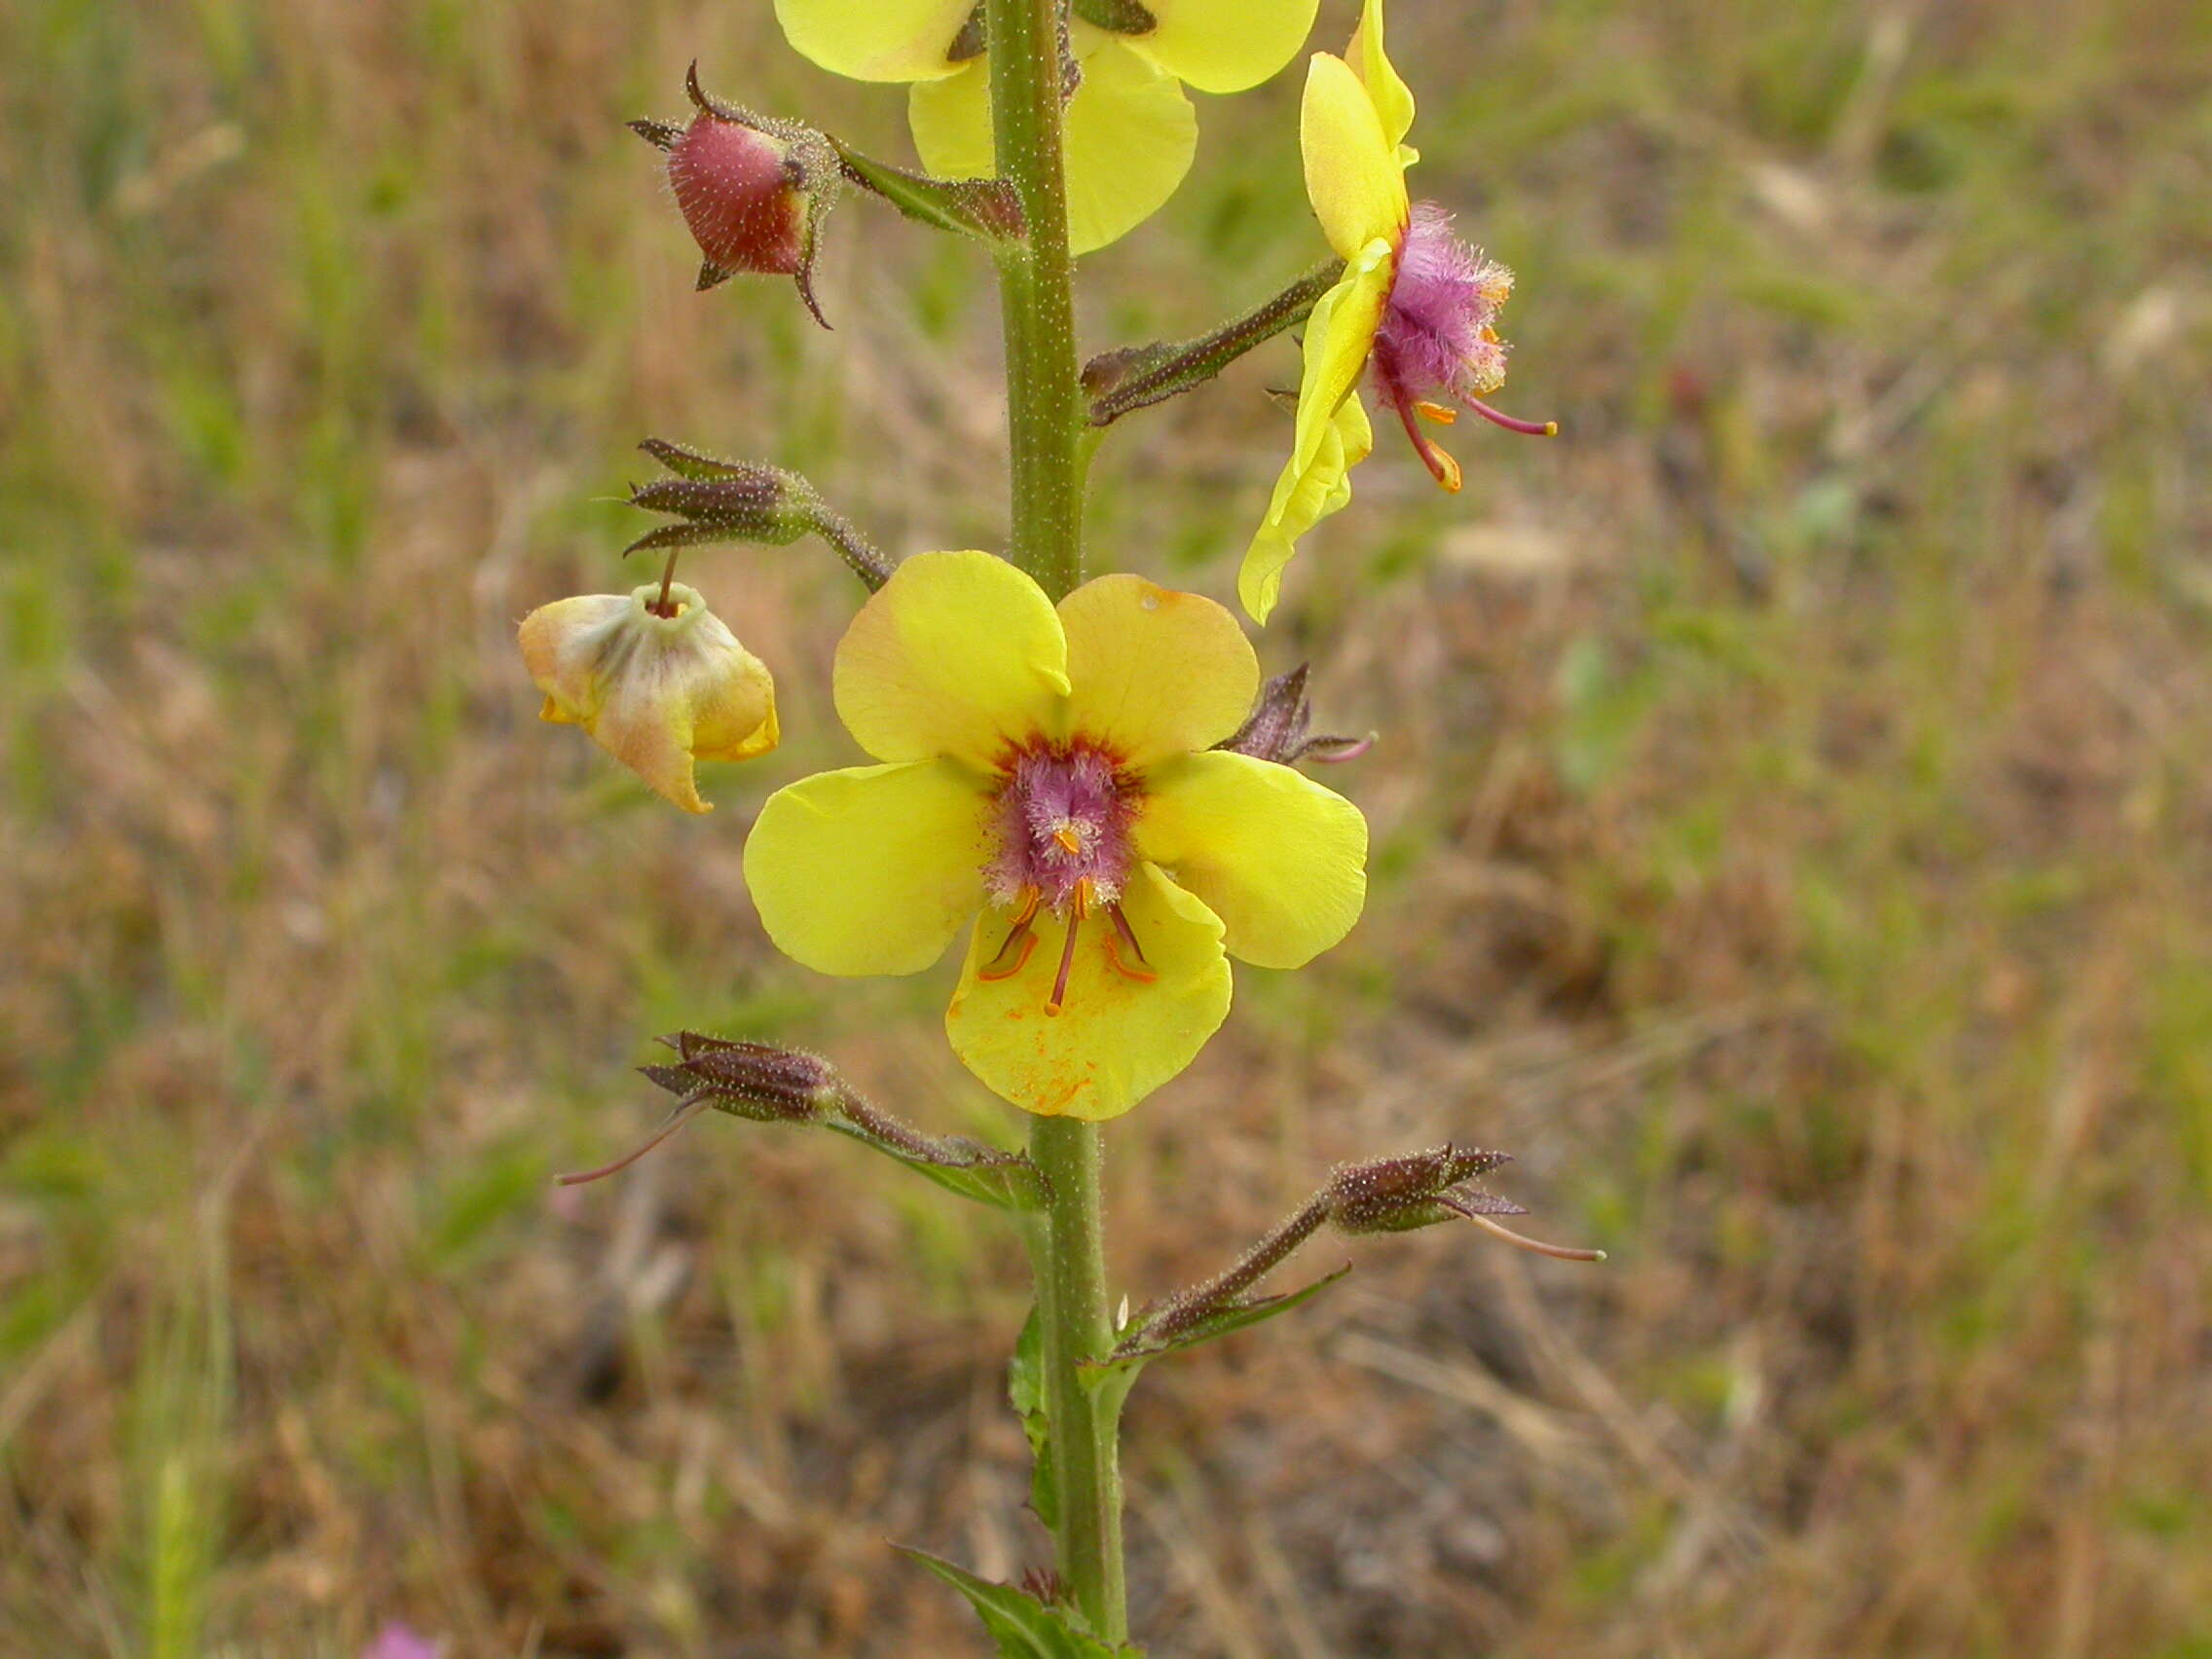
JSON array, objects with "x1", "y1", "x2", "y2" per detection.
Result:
[
  {"x1": 744, "y1": 759, "x2": 991, "y2": 975},
  {"x1": 1134, "y1": 750, "x2": 1367, "y2": 968},
  {"x1": 1238, "y1": 392, "x2": 1373, "y2": 624},
  {"x1": 1064, "y1": 43, "x2": 1198, "y2": 254},
  {"x1": 1291, "y1": 244, "x2": 1392, "y2": 474},
  {"x1": 1346, "y1": 0, "x2": 1415, "y2": 153},
  {"x1": 1240, "y1": 252, "x2": 1386, "y2": 624},
  {"x1": 773, "y1": 0, "x2": 975, "y2": 81},
  {"x1": 1301, "y1": 51, "x2": 1408, "y2": 261},
  {"x1": 1124, "y1": 0, "x2": 1319, "y2": 93},
  {"x1": 946, "y1": 863, "x2": 1232, "y2": 1120},
  {"x1": 1055, "y1": 573, "x2": 1258, "y2": 768},
  {"x1": 834, "y1": 550, "x2": 1070, "y2": 769},
  {"x1": 906, "y1": 58, "x2": 995, "y2": 179},
  {"x1": 909, "y1": 41, "x2": 1198, "y2": 255}
]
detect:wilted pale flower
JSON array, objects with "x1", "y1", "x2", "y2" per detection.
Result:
[
  {"x1": 519, "y1": 581, "x2": 778, "y2": 814},
  {"x1": 771, "y1": 0, "x2": 1318, "y2": 255},
  {"x1": 1240, "y1": 0, "x2": 1554, "y2": 623},
  {"x1": 742, "y1": 551, "x2": 1367, "y2": 1121}
]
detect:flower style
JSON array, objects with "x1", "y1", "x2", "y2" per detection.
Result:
[
  {"x1": 743, "y1": 551, "x2": 1367, "y2": 1121},
  {"x1": 1239, "y1": 0, "x2": 1554, "y2": 624},
  {"x1": 771, "y1": 0, "x2": 1318, "y2": 255},
  {"x1": 519, "y1": 582, "x2": 779, "y2": 814}
]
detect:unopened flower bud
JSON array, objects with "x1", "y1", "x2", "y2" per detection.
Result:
[
  {"x1": 557, "y1": 1034, "x2": 835, "y2": 1187},
  {"x1": 643, "y1": 1032, "x2": 838, "y2": 1123},
  {"x1": 1323, "y1": 1143, "x2": 1605, "y2": 1261},
  {"x1": 1323, "y1": 1143, "x2": 1516, "y2": 1235},
  {"x1": 626, "y1": 439, "x2": 895, "y2": 590},
  {"x1": 671, "y1": 118, "x2": 801, "y2": 272},
  {"x1": 634, "y1": 65, "x2": 840, "y2": 326},
  {"x1": 625, "y1": 446, "x2": 823, "y2": 553},
  {"x1": 518, "y1": 582, "x2": 777, "y2": 815}
]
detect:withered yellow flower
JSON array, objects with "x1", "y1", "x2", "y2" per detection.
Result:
[
  {"x1": 742, "y1": 551, "x2": 1367, "y2": 1121},
  {"x1": 519, "y1": 582, "x2": 778, "y2": 814}
]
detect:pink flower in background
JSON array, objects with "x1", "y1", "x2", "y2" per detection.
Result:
[{"x1": 363, "y1": 1623, "x2": 443, "y2": 1659}]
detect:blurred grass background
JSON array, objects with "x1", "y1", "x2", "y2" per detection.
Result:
[{"x1": 4, "y1": 0, "x2": 2211, "y2": 1653}]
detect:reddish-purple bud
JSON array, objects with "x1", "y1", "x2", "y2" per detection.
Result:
[
  {"x1": 633, "y1": 65, "x2": 840, "y2": 327},
  {"x1": 669, "y1": 114, "x2": 805, "y2": 277}
]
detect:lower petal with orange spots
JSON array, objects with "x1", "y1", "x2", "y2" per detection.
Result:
[{"x1": 945, "y1": 863, "x2": 1232, "y2": 1121}]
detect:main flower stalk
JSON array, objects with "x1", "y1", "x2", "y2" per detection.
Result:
[
  {"x1": 987, "y1": 0, "x2": 1125, "y2": 1638},
  {"x1": 991, "y1": 0, "x2": 1084, "y2": 599}
]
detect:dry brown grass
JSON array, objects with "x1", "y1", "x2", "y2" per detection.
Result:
[{"x1": 5, "y1": 0, "x2": 2212, "y2": 1654}]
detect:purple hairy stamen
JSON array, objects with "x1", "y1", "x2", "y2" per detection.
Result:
[
  {"x1": 988, "y1": 744, "x2": 1136, "y2": 913},
  {"x1": 980, "y1": 741, "x2": 1165, "y2": 1012},
  {"x1": 1372, "y1": 203, "x2": 1555, "y2": 489}
]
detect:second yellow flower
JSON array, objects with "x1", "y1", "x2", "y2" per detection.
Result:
[{"x1": 773, "y1": 0, "x2": 1318, "y2": 254}]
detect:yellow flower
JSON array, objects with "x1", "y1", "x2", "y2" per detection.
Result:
[
  {"x1": 1239, "y1": 0, "x2": 1552, "y2": 624},
  {"x1": 772, "y1": 0, "x2": 1319, "y2": 254},
  {"x1": 519, "y1": 582, "x2": 779, "y2": 814},
  {"x1": 743, "y1": 551, "x2": 1367, "y2": 1121}
]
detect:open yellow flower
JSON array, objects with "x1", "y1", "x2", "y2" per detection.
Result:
[
  {"x1": 772, "y1": 0, "x2": 1318, "y2": 254},
  {"x1": 519, "y1": 582, "x2": 779, "y2": 814},
  {"x1": 743, "y1": 551, "x2": 1367, "y2": 1121},
  {"x1": 1239, "y1": 0, "x2": 1553, "y2": 624}
]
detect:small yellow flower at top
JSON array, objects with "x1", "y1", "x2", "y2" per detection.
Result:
[
  {"x1": 1240, "y1": 0, "x2": 1554, "y2": 625},
  {"x1": 519, "y1": 581, "x2": 778, "y2": 814},
  {"x1": 742, "y1": 550, "x2": 1367, "y2": 1121},
  {"x1": 772, "y1": 0, "x2": 1319, "y2": 254}
]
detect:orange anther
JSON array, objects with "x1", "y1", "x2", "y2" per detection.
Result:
[
  {"x1": 1103, "y1": 929, "x2": 1158, "y2": 984},
  {"x1": 978, "y1": 927, "x2": 1038, "y2": 981},
  {"x1": 979, "y1": 890, "x2": 1041, "y2": 981}
]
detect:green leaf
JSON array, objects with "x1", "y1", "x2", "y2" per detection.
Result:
[
  {"x1": 868, "y1": 1147, "x2": 1046, "y2": 1211},
  {"x1": 897, "y1": 1548, "x2": 1141, "y2": 1658},
  {"x1": 1009, "y1": 1307, "x2": 1057, "y2": 1529},
  {"x1": 831, "y1": 141, "x2": 1024, "y2": 242},
  {"x1": 1083, "y1": 1265, "x2": 1352, "y2": 1411},
  {"x1": 820, "y1": 1123, "x2": 1046, "y2": 1211}
]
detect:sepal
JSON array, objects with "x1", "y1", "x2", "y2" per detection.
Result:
[
  {"x1": 625, "y1": 440, "x2": 894, "y2": 590},
  {"x1": 1215, "y1": 664, "x2": 1376, "y2": 767}
]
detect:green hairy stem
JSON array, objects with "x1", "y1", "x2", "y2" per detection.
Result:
[
  {"x1": 989, "y1": 0, "x2": 1085, "y2": 600},
  {"x1": 1025, "y1": 1119, "x2": 1126, "y2": 1639},
  {"x1": 986, "y1": 0, "x2": 1126, "y2": 1638}
]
